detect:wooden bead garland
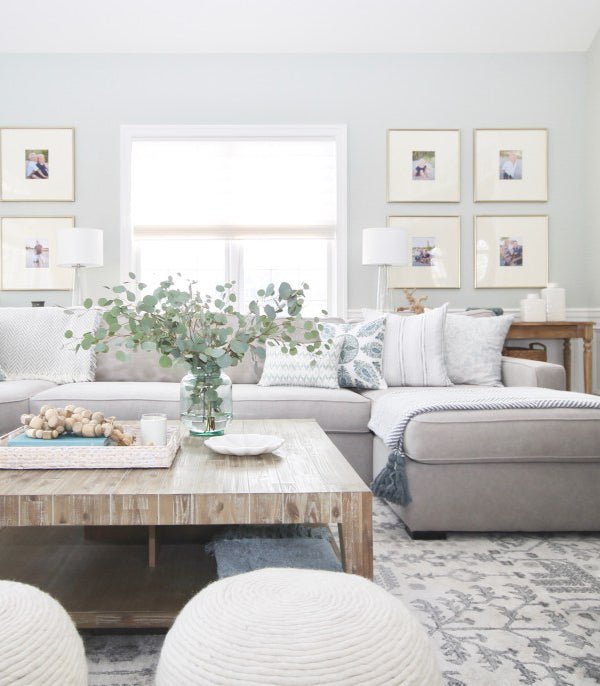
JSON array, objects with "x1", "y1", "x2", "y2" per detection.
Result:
[{"x1": 20, "y1": 405, "x2": 134, "y2": 446}]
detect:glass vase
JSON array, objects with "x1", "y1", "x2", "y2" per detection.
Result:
[{"x1": 180, "y1": 368, "x2": 233, "y2": 436}]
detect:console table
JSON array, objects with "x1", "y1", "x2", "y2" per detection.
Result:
[{"x1": 506, "y1": 321, "x2": 594, "y2": 394}]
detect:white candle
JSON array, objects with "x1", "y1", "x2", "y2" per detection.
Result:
[{"x1": 140, "y1": 413, "x2": 167, "y2": 446}]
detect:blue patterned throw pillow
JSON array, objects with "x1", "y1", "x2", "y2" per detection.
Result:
[{"x1": 322, "y1": 318, "x2": 387, "y2": 390}]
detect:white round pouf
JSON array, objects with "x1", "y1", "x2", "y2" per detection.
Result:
[
  {"x1": 156, "y1": 568, "x2": 443, "y2": 686},
  {"x1": 0, "y1": 580, "x2": 87, "y2": 686}
]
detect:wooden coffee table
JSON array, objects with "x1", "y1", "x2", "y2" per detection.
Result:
[{"x1": 0, "y1": 418, "x2": 372, "y2": 628}]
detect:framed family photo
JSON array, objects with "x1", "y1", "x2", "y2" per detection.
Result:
[
  {"x1": 387, "y1": 216, "x2": 461, "y2": 288},
  {"x1": 0, "y1": 128, "x2": 75, "y2": 201},
  {"x1": 387, "y1": 129, "x2": 460, "y2": 202},
  {"x1": 474, "y1": 129, "x2": 547, "y2": 202},
  {"x1": 1, "y1": 216, "x2": 74, "y2": 290},
  {"x1": 474, "y1": 215, "x2": 548, "y2": 288}
]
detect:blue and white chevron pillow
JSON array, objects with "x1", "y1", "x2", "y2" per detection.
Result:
[
  {"x1": 321, "y1": 318, "x2": 387, "y2": 390},
  {"x1": 258, "y1": 337, "x2": 344, "y2": 388}
]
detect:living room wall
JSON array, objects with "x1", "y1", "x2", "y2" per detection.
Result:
[
  {"x1": 586, "y1": 30, "x2": 600, "y2": 308},
  {"x1": 0, "y1": 52, "x2": 588, "y2": 313}
]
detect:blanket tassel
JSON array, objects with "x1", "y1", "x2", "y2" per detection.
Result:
[{"x1": 370, "y1": 449, "x2": 412, "y2": 506}]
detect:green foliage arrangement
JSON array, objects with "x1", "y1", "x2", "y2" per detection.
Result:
[{"x1": 66, "y1": 273, "x2": 327, "y2": 369}]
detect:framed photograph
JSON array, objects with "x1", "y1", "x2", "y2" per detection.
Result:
[
  {"x1": 387, "y1": 129, "x2": 460, "y2": 202},
  {"x1": 1, "y1": 216, "x2": 74, "y2": 290},
  {"x1": 474, "y1": 129, "x2": 547, "y2": 202},
  {"x1": 474, "y1": 215, "x2": 548, "y2": 288},
  {"x1": 387, "y1": 216, "x2": 461, "y2": 288},
  {"x1": 0, "y1": 128, "x2": 74, "y2": 201}
]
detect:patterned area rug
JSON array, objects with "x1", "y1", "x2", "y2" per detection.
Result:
[{"x1": 84, "y1": 499, "x2": 600, "y2": 686}]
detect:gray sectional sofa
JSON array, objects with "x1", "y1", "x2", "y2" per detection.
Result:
[{"x1": 2, "y1": 321, "x2": 599, "y2": 535}]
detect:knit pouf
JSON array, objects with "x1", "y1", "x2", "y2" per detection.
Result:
[
  {"x1": 0, "y1": 580, "x2": 87, "y2": 686},
  {"x1": 156, "y1": 567, "x2": 443, "y2": 686}
]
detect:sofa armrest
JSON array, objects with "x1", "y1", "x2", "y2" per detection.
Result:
[{"x1": 501, "y1": 356, "x2": 566, "y2": 391}]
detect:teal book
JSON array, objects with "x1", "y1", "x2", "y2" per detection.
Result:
[{"x1": 8, "y1": 433, "x2": 108, "y2": 447}]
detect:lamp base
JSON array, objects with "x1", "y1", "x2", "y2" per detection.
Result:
[
  {"x1": 376, "y1": 265, "x2": 392, "y2": 312},
  {"x1": 71, "y1": 266, "x2": 83, "y2": 307}
]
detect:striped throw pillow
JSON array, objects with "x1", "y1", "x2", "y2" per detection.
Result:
[{"x1": 379, "y1": 304, "x2": 452, "y2": 387}]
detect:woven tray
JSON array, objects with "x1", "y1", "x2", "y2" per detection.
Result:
[{"x1": 0, "y1": 422, "x2": 181, "y2": 470}]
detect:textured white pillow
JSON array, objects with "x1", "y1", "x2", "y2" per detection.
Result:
[
  {"x1": 445, "y1": 314, "x2": 514, "y2": 386},
  {"x1": 0, "y1": 307, "x2": 100, "y2": 384},
  {"x1": 365, "y1": 305, "x2": 452, "y2": 387},
  {"x1": 259, "y1": 339, "x2": 343, "y2": 389}
]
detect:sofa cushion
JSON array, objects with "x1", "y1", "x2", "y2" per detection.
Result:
[
  {"x1": 0, "y1": 380, "x2": 57, "y2": 434},
  {"x1": 233, "y1": 384, "x2": 371, "y2": 433},
  {"x1": 362, "y1": 387, "x2": 600, "y2": 464},
  {"x1": 30, "y1": 382, "x2": 181, "y2": 419}
]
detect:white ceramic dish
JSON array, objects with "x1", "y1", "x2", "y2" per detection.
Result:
[{"x1": 204, "y1": 434, "x2": 285, "y2": 456}]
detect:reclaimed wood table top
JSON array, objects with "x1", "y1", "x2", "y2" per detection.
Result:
[{"x1": 0, "y1": 418, "x2": 370, "y2": 528}]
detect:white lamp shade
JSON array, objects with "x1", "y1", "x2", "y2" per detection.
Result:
[
  {"x1": 362, "y1": 228, "x2": 408, "y2": 266},
  {"x1": 56, "y1": 228, "x2": 104, "y2": 268}
]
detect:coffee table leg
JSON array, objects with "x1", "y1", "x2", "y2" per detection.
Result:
[
  {"x1": 148, "y1": 526, "x2": 158, "y2": 568},
  {"x1": 338, "y1": 492, "x2": 373, "y2": 579}
]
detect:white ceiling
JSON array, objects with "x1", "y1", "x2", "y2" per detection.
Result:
[{"x1": 1, "y1": 0, "x2": 600, "y2": 54}]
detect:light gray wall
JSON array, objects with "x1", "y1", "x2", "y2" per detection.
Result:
[
  {"x1": 587, "y1": 31, "x2": 600, "y2": 306},
  {"x1": 0, "y1": 53, "x2": 588, "y2": 312}
]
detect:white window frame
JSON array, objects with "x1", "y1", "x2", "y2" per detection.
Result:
[{"x1": 120, "y1": 124, "x2": 348, "y2": 317}]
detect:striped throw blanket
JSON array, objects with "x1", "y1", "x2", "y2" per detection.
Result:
[{"x1": 369, "y1": 386, "x2": 600, "y2": 506}]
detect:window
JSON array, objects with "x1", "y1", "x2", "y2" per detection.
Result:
[{"x1": 123, "y1": 127, "x2": 346, "y2": 316}]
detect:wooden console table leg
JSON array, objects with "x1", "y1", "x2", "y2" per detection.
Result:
[
  {"x1": 583, "y1": 330, "x2": 593, "y2": 394},
  {"x1": 338, "y1": 492, "x2": 373, "y2": 580},
  {"x1": 148, "y1": 526, "x2": 157, "y2": 568},
  {"x1": 563, "y1": 339, "x2": 572, "y2": 391}
]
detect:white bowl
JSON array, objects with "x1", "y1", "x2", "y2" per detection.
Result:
[{"x1": 204, "y1": 434, "x2": 285, "y2": 456}]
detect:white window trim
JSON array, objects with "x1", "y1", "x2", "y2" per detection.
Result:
[{"x1": 120, "y1": 124, "x2": 348, "y2": 317}]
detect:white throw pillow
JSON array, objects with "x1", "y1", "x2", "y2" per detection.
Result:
[
  {"x1": 365, "y1": 305, "x2": 452, "y2": 387},
  {"x1": 258, "y1": 338, "x2": 344, "y2": 389},
  {"x1": 0, "y1": 307, "x2": 100, "y2": 384},
  {"x1": 321, "y1": 318, "x2": 387, "y2": 390},
  {"x1": 445, "y1": 314, "x2": 514, "y2": 386}
]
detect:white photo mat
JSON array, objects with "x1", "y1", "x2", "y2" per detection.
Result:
[
  {"x1": 1, "y1": 216, "x2": 74, "y2": 290},
  {"x1": 387, "y1": 129, "x2": 460, "y2": 202},
  {"x1": 0, "y1": 128, "x2": 74, "y2": 201},
  {"x1": 474, "y1": 129, "x2": 547, "y2": 202},
  {"x1": 387, "y1": 216, "x2": 461, "y2": 288},
  {"x1": 474, "y1": 215, "x2": 548, "y2": 288}
]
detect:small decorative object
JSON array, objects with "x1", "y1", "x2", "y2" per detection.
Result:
[
  {"x1": 204, "y1": 434, "x2": 285, "y2": 456},
  {"x1": 362, "y1": 227, "x2": 408, "y2": 311},
  {"x1": 520, "y1": 294, "x2": 546, "y2": 322},
  {"x1": 396, "y1": 288, "x2": 428, "y2": 314},
  {"x1": 474, "y1": 215, "x2": 548, "y2": 288},
  {"x1": 31, "y1": 301, "x2": 45, "y2": 307},
  {"x1": 1, "y1": 216, "x2": 74, "y2": 291},
  {"x1": 56, "y1": 227, "x2": 104, "y2": 306},
  {"x1": 541, "y1": 282, "x2": 566, "y2": 321},
  {"x1": 387, "y1": 216, "x2": 461, "y2": 288},
  {"x1": 0, "y1": 127, "x2": 75, "y2": 201},
  {"x1": 67, "y1": 277, "x2": 327, "y2": 437},
  {"x1": 474, "y1": 129, "x2": 548, "y2": 202},
  {"x1": 140, "y1": 413, "x2": 168, "y2": 446},
  {"x1": 18, "y1": 405, "x2": 134, "y2": 445},
  {"x1": 387, "y1": 129, "x2": 460, "y2": 202}
]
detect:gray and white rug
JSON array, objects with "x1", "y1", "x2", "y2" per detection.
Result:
[{"x1": 84, "y1": 499, "x2": 600, "y2": 686}]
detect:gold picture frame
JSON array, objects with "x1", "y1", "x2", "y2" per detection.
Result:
[
  {"x1": 387, "y1": 216, "x2": 461, "y2": 288},
  {"x1": 473, "y1": 129, "x2": 548, "y2": 202},
  {"x1": 0, "y1": 127, "x2": 75, "y2": 201},
  {"x1": 1, "y1": 216, "x2": 75, "y2": 290},
  {"x1": 387, "y1": 129, "x2": 460, "y2": 202},
  {"x1": 474, "y1": 215, "x2": 548, "y2": 288}
]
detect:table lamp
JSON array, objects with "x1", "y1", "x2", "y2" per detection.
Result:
[
  {"x1": 362, "y1": 228, "x2": 408, "y2": 312},
  {"x1": 57, "y1": 228, "x2": 104, "y2": 306}
]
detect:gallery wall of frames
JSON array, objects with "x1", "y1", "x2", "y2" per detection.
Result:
[
  {"x1": 386, "y1": 128, "x2": 549, "y2": 291},
  {"x1": 0, "y1": 125, "x2": 549, "y2": 294}
]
